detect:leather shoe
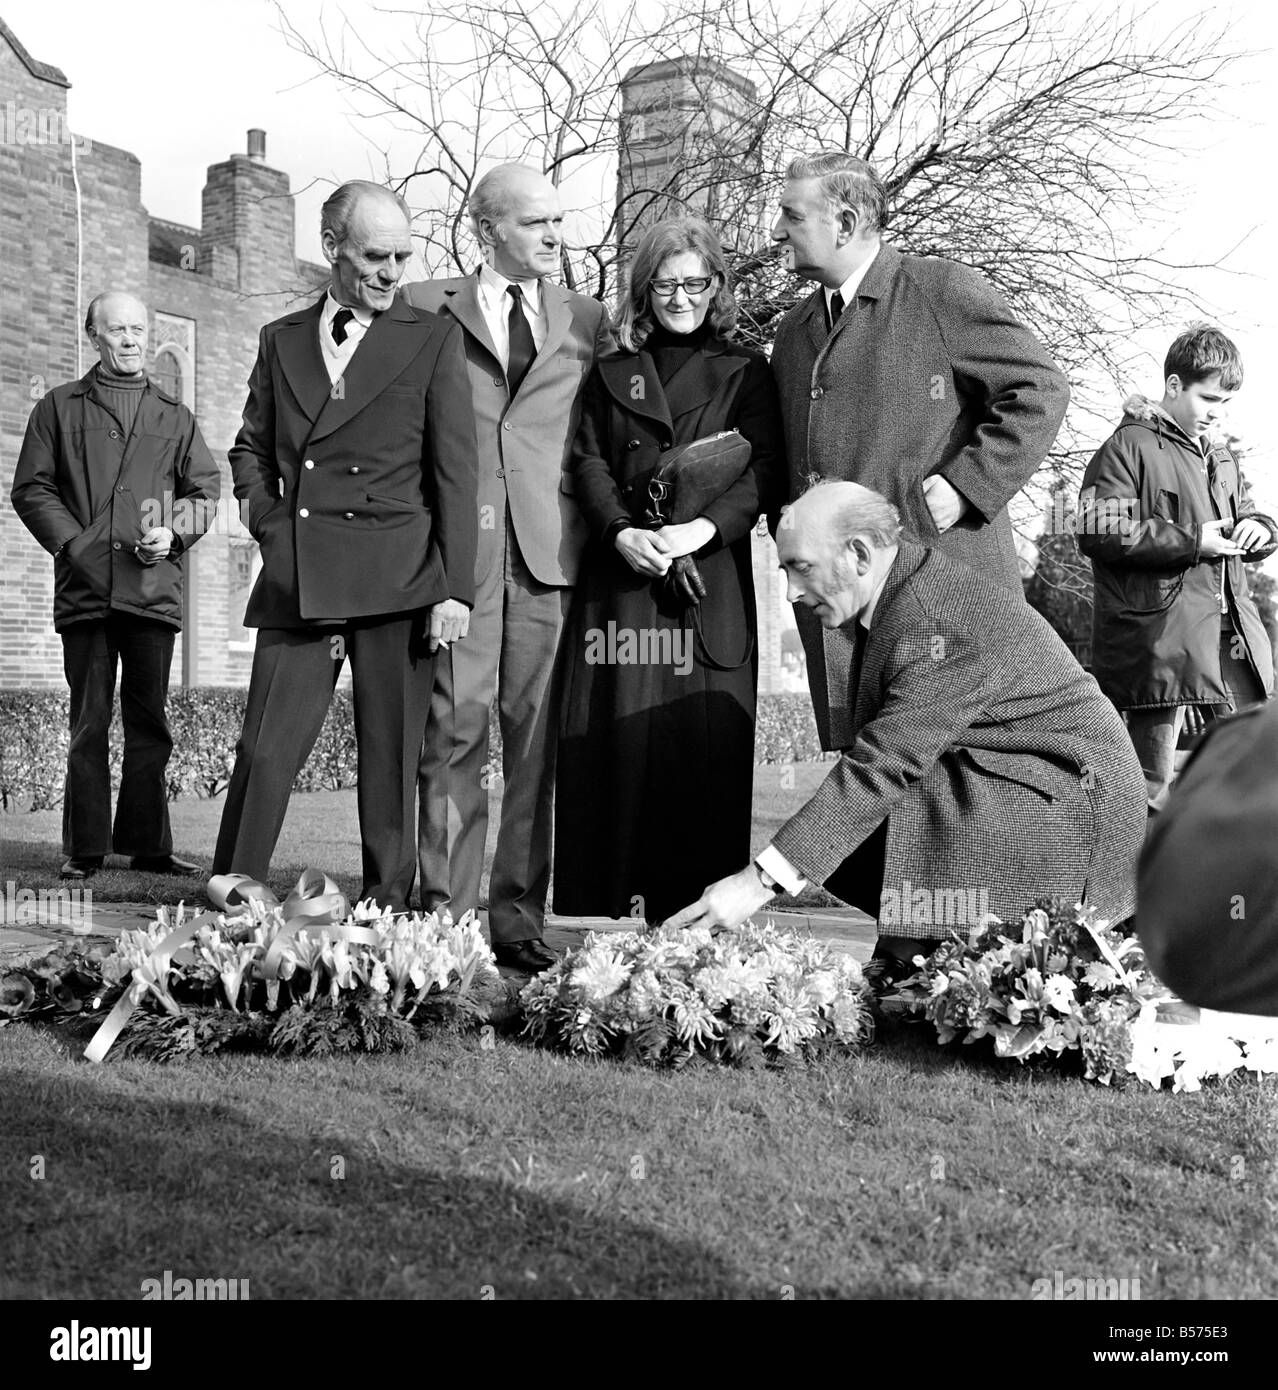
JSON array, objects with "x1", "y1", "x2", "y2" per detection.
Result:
[
  {"x1": 60, "y1": 856, "x2": 102, "y2": 881},
  {"x1": 129, "y1": 854, "x2": 201, "y2": 876},
  {"x1": 865, "y1": 944, "x2": 925, "y2": 991},
  {"x1": 491, "y1": 938, "x2": 559, "y2": 972}
]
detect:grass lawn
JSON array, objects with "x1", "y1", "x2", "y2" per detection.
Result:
[
  {"x1": 0, "y1": 763, "x2": 840, "y2": 912},
  {"x1": 2, "y1": 1016, "x2": 1273, "y2": 1300},
  {"x1": 5, "y1": 764, "x2": 1275, "y2": 1304}
]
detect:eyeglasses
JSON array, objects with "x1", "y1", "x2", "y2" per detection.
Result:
[{"x1": 649, "y1": 276, "x2": 715, "y2": 296}]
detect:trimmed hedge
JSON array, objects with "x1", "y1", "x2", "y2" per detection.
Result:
[{"x1": 0, "y1": 689, "x2": 827, "y2": 811}]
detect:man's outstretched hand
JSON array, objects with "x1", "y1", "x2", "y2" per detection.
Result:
[{"x1": 663, "y1": 865, "x2": 775, "y2": 931}]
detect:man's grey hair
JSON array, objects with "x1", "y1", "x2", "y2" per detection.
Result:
[
  {"x1": 802, "y1": 478, "x2": 903, "y2": 549},
  {"x1": 786, "y1": 151, "x2": 888, "y2": 234},
  {"x1": 320, "y1": 180, "x2": 411, "y2": 246},
  {"x1": 468, "y1": 163, "x2": 539, "y2": 240}
]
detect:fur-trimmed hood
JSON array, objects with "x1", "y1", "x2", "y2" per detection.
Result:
[
  {"x1": 1119, "y1": 392, "x2": 1226, "y2": 450},
  {"x1": 1121, "y1": 391, "x2": 1176, "y2": 425}
]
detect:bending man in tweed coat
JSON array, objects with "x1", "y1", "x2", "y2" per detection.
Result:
[
  {"x1": 668, "y1": 483, "x2": 1148, "y2": 967},
  {"x1": 768, "y1": 152, "x2": 1069, "y2": 752}
]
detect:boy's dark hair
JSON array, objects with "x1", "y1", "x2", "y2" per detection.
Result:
[{"x1": 1164, "y1": 324, "x2": 1243, "y2": 391}]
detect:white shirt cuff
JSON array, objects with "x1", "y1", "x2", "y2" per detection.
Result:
[{"x1": 756, "y1": 845, "x2": 807, "y2": 896}]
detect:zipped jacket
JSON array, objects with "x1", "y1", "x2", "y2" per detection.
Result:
[
  {"x1": 12, "y1": 368, "x2": 220, "y2": 630},
  {"x1": 1077, "y1": 394, "x2": 1276, "y2": 709}
]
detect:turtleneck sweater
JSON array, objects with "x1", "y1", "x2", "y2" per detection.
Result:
[
  {"x1": 643, "y1": 319, "x2": 714, "y2": 385},
  {"x1": 94, "y1": 363, "x2": 147, "y2": 442}
]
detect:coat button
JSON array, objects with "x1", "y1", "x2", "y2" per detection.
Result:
[
  {"x1": 298, "y1": 508, "x2": 309, "y2": 518},
  {"x1": 343, "y1": 511, "x2": 355, "y2": 520},
  {"x1": 496, "y1": 468, "x2": 505, "y2": 478},
  {"x1": 628, "y1": 439, "x2": 641, "y2": 450},
  {"x1": 493, "y1": 377, "x2": 504, "y2": 387},
  {"x1": 109, "y1": 429, "x2": 120, "y2": 439},
  {"x1": 112, "y1": 541, "x2": 121, "y2": 550},
  {"x1": 349, "y1": 466, "x2": 361, "y2": 474},
  {"x1": 116, "y1": 485, "x2": 125, "y2": 492},
  {"x1": 502, "y1": 421, "x2": 513, "y2": 431},
  {"x1": 811, "y1": 387, "x2": 823, "y2": 399},
  {"x1": 304, "y1": 460, "x2": 315, "y2": 470}
]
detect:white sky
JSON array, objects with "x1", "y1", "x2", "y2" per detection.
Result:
[{"x1": 4, "y1": 0, "x2": 1275, "y2": 505}]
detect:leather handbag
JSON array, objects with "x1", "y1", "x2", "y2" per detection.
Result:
[
  {"x1": 643, "y1": 429, "x2": 755, "y2": 670},
  {"x1": 644, "y1": 429, "x2": 754, "y2": 528}
]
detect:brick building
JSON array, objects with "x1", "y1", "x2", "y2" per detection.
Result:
[
  {"x1": 0, "y1": 15, "x2": 324, "y2": 691},
  {"x1": 1, "y1": 22, "x2": 800, "y2": 695}
]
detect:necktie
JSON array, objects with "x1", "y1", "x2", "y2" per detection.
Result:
[
  {"x1": 331, "y1": 308, "x2": 354, "y2": 346},
  {"x1": 852, "y1": 621, "x2": 869, "y2": 690},
  {"x1": 827, "y1": 291, "x2": 845, "y2": 333},
  {"x1": 506, "y1": 284, "x2": 536, "y2": 394}
]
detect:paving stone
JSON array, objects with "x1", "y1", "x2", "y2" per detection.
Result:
[{"x1": 0, "y1": 903, "x2": 879, "y2": 972}]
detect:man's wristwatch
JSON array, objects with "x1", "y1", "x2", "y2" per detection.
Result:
[{"x1": 754, "y1": 861, "x2": 780, "y2": 895}]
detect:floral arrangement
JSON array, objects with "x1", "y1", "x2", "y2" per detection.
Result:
[
  {"x1": 519, "y1": 920, "x2": 873, "y2": 1067},
  {"x1": 1, "y1": 943, "x2": 112, "y2": 1021},
  {"x1": 3, "y1": 898, "x2": 506, "y2": 1060},
  {"x1": 884, "y1": 898, "x2": 1278, "y2": 1091}
]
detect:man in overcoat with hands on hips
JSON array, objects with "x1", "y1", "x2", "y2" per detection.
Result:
[
  {"x1": 212, "y1": 181, "x2": 478, "y2": 912},
  {"x1": 768, "y1": 150, "x2": 1069, "y2": 755}
]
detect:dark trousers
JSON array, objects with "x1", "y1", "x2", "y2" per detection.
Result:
[
  {"x1": 60, "y1": 613, "x2": 176, "y2": 859},
  {"x1": 212, "y1": 615, "x2": 434, "y2": 911},
  {"x1": 824, "y1": 820, "x2": 888, "y2": 917}
]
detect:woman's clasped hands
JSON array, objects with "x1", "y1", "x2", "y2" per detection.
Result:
[{"x1": 614, "y1": 518, "x2": 716, "y2": 576}]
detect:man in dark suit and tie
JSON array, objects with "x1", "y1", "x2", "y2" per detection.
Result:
[
  {"x1": 212, "y1": 181, "x2": 478, "y2": 912},
  {"x1": 768, "y1": 151, "x2": 1069, "y2": 757},
  {"x1": 401, "y1": 164, "x2": 609, "y2": 972}
]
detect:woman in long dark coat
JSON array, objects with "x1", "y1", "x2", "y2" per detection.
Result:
[{"x1": 553, "y1": 217, "x2": 786, "y2": 924}]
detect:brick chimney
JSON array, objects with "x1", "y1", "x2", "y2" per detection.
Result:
[
  {"x1": 617, "y1": 58, "x2": 759, "y2": 250},
  {"x1": 199, "y1": 130, "x2": 296, "y2": 298}
]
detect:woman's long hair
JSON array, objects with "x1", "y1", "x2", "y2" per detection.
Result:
[{"x1": 613, "y1": 216, "x2": 737, "y2": 352}]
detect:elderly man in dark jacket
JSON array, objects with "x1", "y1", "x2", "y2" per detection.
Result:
[
  {"x1": 669, "y1": 482, "x2": 1148, "y2": 965},
  {"x1": 11, "y1": 290, "x2": 220, "y2": 880},
  {"x1": 1077, "y1": 326, "x2": 1276, "y2": 811}
]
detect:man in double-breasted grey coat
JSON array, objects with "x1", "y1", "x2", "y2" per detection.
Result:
[
  {"x1": 768, "y1": 151, "x2": 1069, "y2": 750},
  {"x1": 669, "y1": 483, "x2": 1147, "y2": 965}
]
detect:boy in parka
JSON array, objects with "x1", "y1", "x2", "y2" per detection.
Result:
[{"x1": 1078, "y1": 324, "x2": 1276, "y2": 811}]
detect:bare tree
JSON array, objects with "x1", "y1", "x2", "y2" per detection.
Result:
[{"x1": 277, "y1": 0, "x2": 1243, "y2": 509}]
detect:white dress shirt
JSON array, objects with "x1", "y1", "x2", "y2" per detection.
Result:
[
  {"x1": 476, "y1": 261, "x2": 548, "y2": 372},
  {"x1": 757, "y1": 555, "x2": 895, "y2": 897},
  {"x1": 319, "y1": 290, "x2": 375, "y2": 386},
  {"x1": 822, "y1": 244, "x2": 881, "y2": 328}
]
